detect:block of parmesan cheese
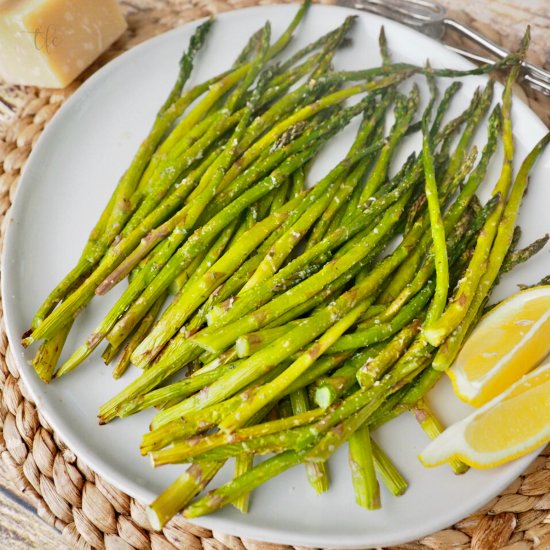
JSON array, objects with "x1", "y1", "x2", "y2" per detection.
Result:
[{"x1": 0, "y1": 0, "x2": 127, "y2": 88}]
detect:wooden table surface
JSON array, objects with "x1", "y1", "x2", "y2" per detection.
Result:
[{"x1": 1, "y1": 1, "x2": 549, "y2": 548}]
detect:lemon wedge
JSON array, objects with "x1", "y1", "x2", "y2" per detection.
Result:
[
  {"x1": 419, "y1": 361, "x2": 550, "y2": 468},
  {"x1": 447, "y1": 285, "x2": 550, "y2": 407}
]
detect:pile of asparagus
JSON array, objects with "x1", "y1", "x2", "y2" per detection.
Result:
[{"x1": 23, "y1": 0, "x2": 550, "y2": 528}]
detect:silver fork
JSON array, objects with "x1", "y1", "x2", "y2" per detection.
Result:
[{"x1": 336, "y1": 0, "x2": 550, "y2": 96}]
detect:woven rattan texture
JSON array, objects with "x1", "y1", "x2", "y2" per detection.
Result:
[{"x1": 1, "y1": 1, "x2": 550, "y2": 548}]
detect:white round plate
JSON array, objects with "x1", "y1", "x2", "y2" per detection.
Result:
[{"x1": 3, "y1": 4, "x2": 550, "y2": 548}]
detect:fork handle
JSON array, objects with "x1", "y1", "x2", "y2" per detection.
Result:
[
  {"x1": 443, "y1": 18, "x2": 550, "y2": 95},
  {"x1": 340, "y1": 0, "x2": 550, "y2": 96}
]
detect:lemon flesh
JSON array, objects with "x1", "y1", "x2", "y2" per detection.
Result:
[
  {"x1": 449, "y1": 286, "x2": 550, "y2": 407},
  {"x1": 420, "y1": 362, "x2": 550, "y2": 469}
]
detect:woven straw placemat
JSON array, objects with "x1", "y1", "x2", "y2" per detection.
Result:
[{"x1": 1, "y1": 1, "x2": 550, "y2": 549}]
